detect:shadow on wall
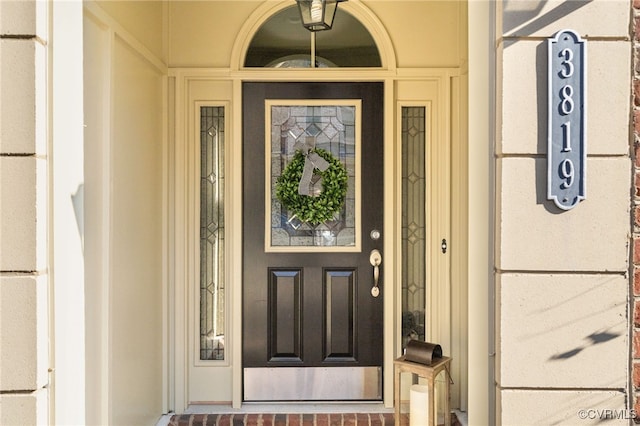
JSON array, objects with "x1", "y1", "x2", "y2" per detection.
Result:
[
  {"x1": 548, "y1": 329, "x2": 622, "y2": 360},
  {"x1": 71, "y1": 183, "x2": 84, "y2": 251},
  {"x1": 502, "y1": 0, "x2": 593, "y2": 36}
]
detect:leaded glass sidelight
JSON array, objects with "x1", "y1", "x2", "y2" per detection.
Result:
[
  {"x1": 401, "y1": 107, "x2": 426, "y2": 350},
  {"x1": 200, "y1": 106, "x2": 225, "y2": 360},
  {"x1": 266, "y1": 101, "x2": 360, "y2": 251}
]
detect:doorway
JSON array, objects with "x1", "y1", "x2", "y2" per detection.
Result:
[
  {"x1": 77, "y1": 0, "x2": 480, "y2": 419},
  {"x1": 242, "y1": 82, "x2": 384, "y2": 401},
  {"x1": 172, "y1": 0, "x2": 468, "y2": 412}
]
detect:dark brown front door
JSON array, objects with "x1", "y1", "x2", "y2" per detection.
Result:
[{"x1": 242, "y1": 82, "x2": 383, "y2": 401}]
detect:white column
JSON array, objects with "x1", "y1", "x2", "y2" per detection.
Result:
[
  {"x1": 51, "y1": 1, "x2": 85, "y2": 424},
  {"x1": 467, "y1": 1, "x2": 494, "y2": 425}
]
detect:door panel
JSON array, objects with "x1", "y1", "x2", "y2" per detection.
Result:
[
  {"x1": 268, "y1": 268, "x2": 302, "y2": 362},
  {"x1": 324, "y1": 269, "x2": 356, "y2": 361},
  {"x1": 242, "y1": 82, "x2": 383, "y2": 401}
]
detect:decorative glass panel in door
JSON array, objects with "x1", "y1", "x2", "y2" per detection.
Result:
[{"x1": 266, "y1": 101, "x2": 361, "y2": 252}]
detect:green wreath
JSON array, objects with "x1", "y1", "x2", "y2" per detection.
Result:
[{"x1": 276, "y1": 148, "x2": 348, "y2": 225}]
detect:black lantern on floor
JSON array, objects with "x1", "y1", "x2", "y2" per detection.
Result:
[{"x1": 296, "y1": 0, "x2": 347, "y2": 32}]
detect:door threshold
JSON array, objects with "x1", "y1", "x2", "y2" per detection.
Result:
[{"x1": 184, "y1": 402, "x2": 393, "y2": 414}]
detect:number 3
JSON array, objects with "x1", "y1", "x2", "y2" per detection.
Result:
[{"x1": 559, "y1": 48, "x2": 574, "y2": 78}]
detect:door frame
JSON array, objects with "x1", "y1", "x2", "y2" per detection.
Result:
[
  {"x1": 234, "y1": 76, "x2": 398, "y2": 408},
  {"x1": 169, "y1": 69, "x2": 460, "y2": 410},
  {"x1": 241, "y1": 83, "x2": 385, "y2": 402}
]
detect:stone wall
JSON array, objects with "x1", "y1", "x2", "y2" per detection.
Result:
[
  {"x1": 497, "y1": 1, "x2": 631, "y2": 423},
  {"x1": 0, "y1": 1, "x2": 49, "y2": 424}
]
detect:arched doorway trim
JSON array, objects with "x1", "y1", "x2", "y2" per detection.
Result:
[{"x1": 229, "y1": 0, "x2": 397, "y2": 72}]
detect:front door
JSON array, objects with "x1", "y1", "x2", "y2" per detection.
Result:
[{"x1": 242, "y1": 82, "x2": 384, "y2": 401}]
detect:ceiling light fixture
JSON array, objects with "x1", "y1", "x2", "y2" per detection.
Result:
[{"x1": 295, "y1": 0, "x2": 347, "y2": 32}]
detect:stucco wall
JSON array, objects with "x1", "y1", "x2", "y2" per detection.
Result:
[
  {"x1": 167, "y1": 1, "x2": 465, "y2": 69},
  {"x1": 496, "y1": 1, "x2": 631, "y2": 424}
]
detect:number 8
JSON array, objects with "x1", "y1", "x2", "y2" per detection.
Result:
[{"x1": 560, "y1": 85, "x2": 574, "y2": 115}]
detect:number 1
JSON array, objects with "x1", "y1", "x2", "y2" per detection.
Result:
[{"x1": 561, "y1": 122, "x2": 571, "y2": 152}]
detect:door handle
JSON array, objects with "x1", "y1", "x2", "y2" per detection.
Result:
[{"x1": 369, "y1": 249, "x2": 382, "y2": 297}]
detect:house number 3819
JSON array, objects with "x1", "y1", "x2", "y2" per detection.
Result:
[{"x1": 547, "y1": 30, "x2": 586, "y2": 210}]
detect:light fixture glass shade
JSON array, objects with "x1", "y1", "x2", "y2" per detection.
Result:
[{"x1": 296, "y1": 0, "x2": 346, "y2": 32}]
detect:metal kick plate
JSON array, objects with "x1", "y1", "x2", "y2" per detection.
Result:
[{"x1": 244, "y1": 367, "x2": 382, "y2": 401}]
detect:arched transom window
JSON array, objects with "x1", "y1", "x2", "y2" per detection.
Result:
[{"x1": 245, "y1": 6, "x2": 381, "y2": 68}]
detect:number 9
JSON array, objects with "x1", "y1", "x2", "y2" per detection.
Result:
[{"x1": 559, "y1": 159, "x2": 574, "y2": 189}]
